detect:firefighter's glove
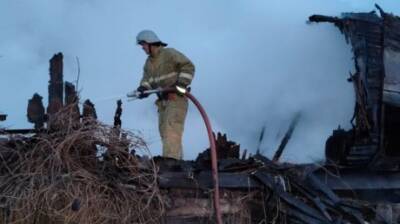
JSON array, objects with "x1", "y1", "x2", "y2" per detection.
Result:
[
  {"x1": 136, "y1": 86, "x2": 150, "y2": 99},
  {"x1": 127, "y1": 86, "x2": 149, "y2": 99}
]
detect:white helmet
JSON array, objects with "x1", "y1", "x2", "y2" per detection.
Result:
[{"x1": 136, "y1": 30, "x2": 167, "y2": 46}]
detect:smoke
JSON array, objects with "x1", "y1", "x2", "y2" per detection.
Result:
[{"x1": 1, "y1": 0, "x2": 399, "y2": 162}]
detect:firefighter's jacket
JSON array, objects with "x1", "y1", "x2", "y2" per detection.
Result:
[{"x1": 140, "y1": 47, "x2": 195, "y2": 90}]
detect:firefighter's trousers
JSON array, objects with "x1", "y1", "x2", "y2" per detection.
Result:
[{"x1": 156, "y1": 95, "x2": 188, "y2": 159}]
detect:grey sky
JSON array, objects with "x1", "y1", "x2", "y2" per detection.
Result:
[{"x1": 1, "y1": 0, "x2": 400, "y2": 162}]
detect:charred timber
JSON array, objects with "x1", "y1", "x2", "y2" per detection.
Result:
[
  {"x1": 0, "y1": 114, "x2": 6, "y2": 121},
  {"x1": 113, "y1": 100, "x2": 122, "y2": 129},
  {"x1": 273, "y1": 112, "x2": 301, "y2": 162},
  {"x1": 195, "y1": 132, "x2": 241, "y2": 170},
  {"x1": 47, "y1": 53, "x2": 64, "y2": 115},
  {"x1": 64, "y1": 82, "x2": 80, "y2": 123},
  {"x1": 82, "y1": 99, "x2": 97, "y2": 121},
  {"x1": 309, "y1": 15, "x2": 342, "y2": 26},
  {"x1": 27, "y1": 93, "x2": 46, "y2": 129},
  {"x1": 65, "y1": 81, "x2": 78, "y2": 105},
  {"x1": 157, "y1": 151, "x2": 381, "y2": 223},
  {"x1": 0, "y1": 129, "x2": 37, "y2": 134}
]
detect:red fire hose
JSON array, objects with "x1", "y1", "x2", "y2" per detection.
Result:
[
  {"x1": 129, "y1": 87, "x2": 223, "y2": 223},
  {"x1": 184, "y1": 91, "x2": 223, "y2": 224}
]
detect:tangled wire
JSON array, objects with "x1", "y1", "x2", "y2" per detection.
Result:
[{"x1": 0, "y1": 109, "x2": 164, "y2": 224}]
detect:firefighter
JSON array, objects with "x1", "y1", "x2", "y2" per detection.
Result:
[{"x1": 131, "y1": 30, "x2": 195, "y2": 160}]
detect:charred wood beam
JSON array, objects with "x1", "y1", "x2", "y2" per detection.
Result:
[
  {"x1": 82, "y1": 99, "x2": 97, "y2": 121},
  {"x1": 195, "y1": 133, "x2": 241, "y2": 169},
  {"x1": 253, "y1": 153, "x2": 280, "y2": 169},
  {"x1": 283, "y1": 206, "x2": 327, "y2": 224},
  {"x1": 0, "y1": 129, "x2": 37, "y2": 134},
  {"x1": 314, "y1": 168, "x2": 400, "y2": 191},
  {"x1": 0, "y1": 114, "x2": 6, "y2": 121},
  {"x1": 64, "y1": 82, "x2": 80, "y2": 123},
  {"x1": 47, "y1": 53, "x2": 64, "y2": 115},
  {"x1": 336, "y1": 202, "x2": 367, "y2": 224},
  {"x1": 241, "y1": 149, "x2": 247, "y2": 160},
  {"x1": 253, "y1": 153, "x2": 300, "y2": 171},
  {"x1": 256, "y1": 125, "x2": 266, "y2": 153},
  {"x1": 112, "y1": 100, "x2": 124, "y2": 144},
  {"x1": 250, "y1": 160, "x2": 370, "y2": 222},
  {"x1": 215, "y1": 132, "x2": 240, "y2": 159},
  {"x1": 308, "y1": 15, "x2": 340, "y2": 23},
  {"x1": 158, "y1": 171, "x2": 261, "y2": 189},
  {"x1": 113, "y1": 100, "x2": 122, "y2": 128},
  {"x1": 65, "y1": 81, "x2": 78, "y2": 105},
  {"x1": 27, "y1": 93, "x2": 46, "y2": 129},
  {"x1": 349, "y1": 73, "x2": 372, "y2": 131},
  {"x1": 308, "y1": 15, "x2": 342, "y2": 28},
  {"x1": 218, "y1": 158, "x2": 260, "y2": 172},
  {"x1": 285, "y1": 177, "x2": 334, "y2": 221},
  {"x1": 273, "y1": 112, "x2": 301, "y2": 162},
  {"x1": 253, "y1": 171, "x2": 329, "y2": 222},
  {"x1": 375, "y1": 4, "x2": 385, "y2": 16},
  {"x1": 306, "y1": 173, "x2": 341, "y2": 205}
]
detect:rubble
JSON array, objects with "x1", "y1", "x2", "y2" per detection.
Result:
[
  {"x1": 0, "y1": 114, "x2": 162, "y2": 224},
  {"x1": 27, "y1": 93, "x2": 45, "y2": 129},
  {"x1": 157, "y1": 138, "x2": 379, "y2": 223}
]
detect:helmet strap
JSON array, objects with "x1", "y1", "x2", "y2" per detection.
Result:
[{"x1": 149, "y1": 44, "x2": 153, "y2": 56}]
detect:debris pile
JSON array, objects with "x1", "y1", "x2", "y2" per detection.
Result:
[
  {"x1": 0, "y1": 52, "x2": 165, "y2": 223},
  {"x1": 0, "y1": 109, "x2": 164, "y2": 224},
  {"x1": 157, "y1": 134, "x2": 381, "y2": 223}
]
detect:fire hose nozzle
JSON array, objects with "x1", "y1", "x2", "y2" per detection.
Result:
[
  {"x1": 127, "y1": 87, "x2": 187, "y2": 101},
  {"x1": 127, "y1": 88, "x2": 164, "y2": 101}
]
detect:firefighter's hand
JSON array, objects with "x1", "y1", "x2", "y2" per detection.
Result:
[
  {"x1": 136, "y1": 86, "x2": 149, "y2": 99},
  {"x1": 127, "y1": 86, "x2": 149, "y2": 99}
]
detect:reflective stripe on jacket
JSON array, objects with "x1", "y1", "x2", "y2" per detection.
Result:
[{"x1": 140, "y1": 47, "x2": 195, "y2": 89}]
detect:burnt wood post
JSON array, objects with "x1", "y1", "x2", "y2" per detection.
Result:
[
  {"x1": 0, "y1": 114, "x2": 7, "y2": 121},
  {"x1": 27, "y1": 93, "x2": 45, "y2": 129},
  {"x1": 113, "y1": 100, "x2": 122, "y2": 129},
  {"x1": 273, "y1": 112, "x2": 301, "y2": 162},
  {"x1": 65, "y1": 81, "x2": 80, "y2": 123},
  {"x1": 112, "y1": 99, "x2": 123, "y2": 139},
  {"x1": 82, "y1": 99, "x2": 97, "y2": 123},
  {"x1": 47, "y1": 53, "x2": 64, "y2": 116}
]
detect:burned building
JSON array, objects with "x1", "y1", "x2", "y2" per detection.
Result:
[{"x1": 310, "y1": 4, "x2": 400, "y2": 171}]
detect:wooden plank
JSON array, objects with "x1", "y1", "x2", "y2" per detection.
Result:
[{"x1": 158, "y1": 171, "x2": 262, "y2": 189}]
